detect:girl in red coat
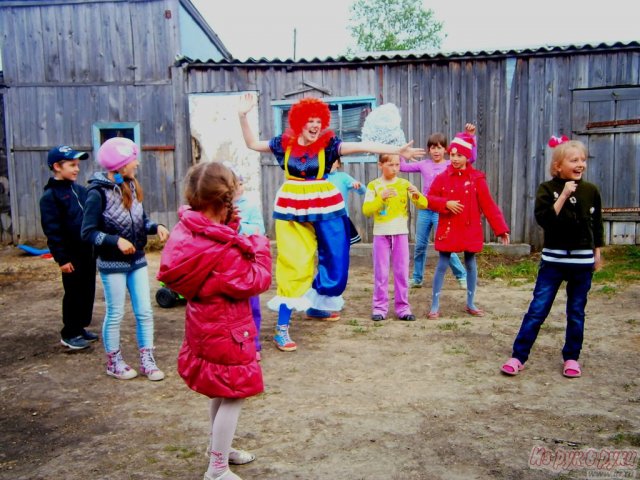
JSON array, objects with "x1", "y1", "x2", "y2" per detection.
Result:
[
  {"x1": 157, "y1": 162, "x2": 272, "y2": 480},
  {"x1": 427, "y1": 131, "x2": 510, "y2": 319}
]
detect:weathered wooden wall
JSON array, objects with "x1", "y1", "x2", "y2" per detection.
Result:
[
  {"x1": 1, "y1": 0, "x2": 638, "y2": 250},
  {"x1": 0, "y1": 0, "x2": 182, "y2": 241},
  {"x1": 0, "y1": 89, "x2": 9, "y2": 243},
  {"x1": 184, "y1": 46, "x2": 640, "y2": 248}
]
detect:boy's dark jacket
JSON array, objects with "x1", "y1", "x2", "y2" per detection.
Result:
[
  {"x1": 535, "y1": 177, "x2": 604, "y2": 250},
  {"x1": 40, "y1": 178, "x2": 93, "y2": 266}
]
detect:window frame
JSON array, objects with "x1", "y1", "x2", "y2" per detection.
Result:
[
  {"x1": 271, "y1": 96, "x2": 378, "y2": 163},
  {"x1": 91, "y1": 122, "x2": 141, "y2": 153}
]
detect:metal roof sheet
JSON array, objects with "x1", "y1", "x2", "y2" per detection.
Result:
[{"x1": 177, "y1": 41, "x2": 640, "y2": 67}]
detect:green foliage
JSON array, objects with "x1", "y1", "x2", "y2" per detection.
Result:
[{"x1": 348, "y1": 0, "x2": 444, "y2": 52}]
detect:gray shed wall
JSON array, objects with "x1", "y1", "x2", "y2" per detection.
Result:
[
  {"x1": 184, "y1": 47, "x2": 640, "y2": 248},
  {"x1": 1, "y1": 0, "x2": 638, "y2": 249}
]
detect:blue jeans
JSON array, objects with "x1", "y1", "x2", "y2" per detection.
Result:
[
  {"x1": 512, "y1": 260, "x2": 593, "y2": 364},
  {"x1": 431, "y1": 252, "x2": 478, "y2": 313},
  {"x1": 100, "y1": 266, "x2": 154, "y2": 353},
  {"x1": 413, "y1": 209, "x2": 466, "y2": 284}
]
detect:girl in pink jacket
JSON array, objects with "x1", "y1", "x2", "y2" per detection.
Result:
[
  {"x1": 157, "y1": 162, "x2": 272, "y2": 480},
  {"x1": 427, "y1": 132, "x2": 510, "y2": 319}
]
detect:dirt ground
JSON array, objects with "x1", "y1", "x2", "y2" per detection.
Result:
[{"x1": 0, "y1": 245, "x2": 639, "y2": 480}]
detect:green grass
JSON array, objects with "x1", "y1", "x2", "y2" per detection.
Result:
[
  {"x1": 347, "y1": 318, "x2": 374, "y2": 334},
  {"x1": 593, "y1": 245, "x2": 640, "y2": 284},
  {"x1": 479, "y1": 246, "x2": 640, "y2": 286},
  {"x1": 540, "y1": 323, "x2": 564, "y2": 333},
  {"x1": 597, "y1": 285, "x2": 617, "y2": 296},
  {"x1": 163, "y1": 445, "x2": 198, "y2": 459},
  {"x1": 437, "y1": 321, "x2": 459, "y2": 331},
  {"x1": 609, "y1": 432, "x2": 640, "y2": 447},
  {"x1": 444, "y1": 344, "x2": 468, "y2": 355},
  {"x1": 483, "y1": 258, "x2": 538, "y2": 282}
]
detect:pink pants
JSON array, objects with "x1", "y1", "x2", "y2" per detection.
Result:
[{"x1": 372, "y1": 234, "x2": 411, "y2": 318}]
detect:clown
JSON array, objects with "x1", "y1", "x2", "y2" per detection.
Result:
[{"x1": 238, "y1": 93, "x2": 425, "y2": 352}]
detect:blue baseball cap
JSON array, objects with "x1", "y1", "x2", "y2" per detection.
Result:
[{"x1": 47, "y1": 145, "x2": 89, "y2": 169}]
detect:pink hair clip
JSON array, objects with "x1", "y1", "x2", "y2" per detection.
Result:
[{"x1": 548, "y1": 135, "x2": 569, "y2": 148}]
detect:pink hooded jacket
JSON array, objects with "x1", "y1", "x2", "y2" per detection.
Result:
[{"x1": 157, "y1": 206, "x2": 272, "y2": 398}]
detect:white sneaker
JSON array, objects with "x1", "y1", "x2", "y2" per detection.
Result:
[
  {"x1": 139, "y1": 347, "x2": 165, "y2": 381},
  {"x1": 106, "y1": 350, "x2": 138, "y2": 380},
  {"x1": 204, "y1": 468, "x2": 242, "y2": 480},
  {"x1": 457, "y1": 278, "x2": 467, "y2": 289},
  {"x1": 229, "y1": 448, "x2": 256, "y2": 465}
]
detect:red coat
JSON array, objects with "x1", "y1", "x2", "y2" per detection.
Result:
[
  {"x1": 157, "y1": 206, "x2": 272, "y2": 399},
  {"x1": 427, "y1": 164, "x2": 509, "y2": 253}
]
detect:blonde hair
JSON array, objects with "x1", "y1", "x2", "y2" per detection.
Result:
[
  {"x1": 549, "y1": 140, "x2": 587, "y2": 177},
  {"x1": 183, "y1": 162, "x2": 237, "y2": 219}
]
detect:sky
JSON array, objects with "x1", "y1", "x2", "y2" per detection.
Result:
[{"x1": 192, "y1": 0, "x2": 638, "y2": 61}]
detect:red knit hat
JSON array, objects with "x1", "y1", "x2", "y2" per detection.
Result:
[{"x1": 448, "y1": 132, "x2": 475, "y2": 159}]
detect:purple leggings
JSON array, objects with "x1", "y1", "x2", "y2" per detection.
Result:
[
  {"x1": 372, "y1": 234, "x2": 411, "y2": 318},
  {"x1": 250, "y1": 296, "x2": 262, "y2": 351}
]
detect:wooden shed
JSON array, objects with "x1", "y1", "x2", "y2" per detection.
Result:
[
  {"x1": 182, "y1": 43, "x2": 640, "y2": 248},
  {"x1": 0, "y1": 0, "x2": 230, "y2": 243},
  {"x1": 1, "y1": 0, "x2": 638, "y2": 249}
]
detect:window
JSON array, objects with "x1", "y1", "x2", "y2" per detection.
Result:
[
  {"x1": 92, "y1": 122, "x2": 141, "y2": 152},
  {"x1": 272, "y1": 96, "x2": 377, "y2": 162}
]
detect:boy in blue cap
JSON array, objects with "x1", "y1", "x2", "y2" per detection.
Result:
[{"x1": 40, "y1": 145, "x2": 98, "y2": 350}]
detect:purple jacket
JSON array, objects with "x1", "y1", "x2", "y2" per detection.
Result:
[{"x1": 400, "y1": 158, "x2": 450, "y2": 196}]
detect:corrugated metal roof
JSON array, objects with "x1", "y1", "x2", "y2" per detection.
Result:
[{"x1": 178, "y1": 41, "x2": 640, "y2": 67}]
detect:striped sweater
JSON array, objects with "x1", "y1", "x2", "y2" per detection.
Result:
[{"x1": 535, "y1": 177, "x2": 604, "y2": 265}]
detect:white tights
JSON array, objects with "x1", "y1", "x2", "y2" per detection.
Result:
[{"x1": 207, "y1": 397, "x2": 244, "y2": 478}]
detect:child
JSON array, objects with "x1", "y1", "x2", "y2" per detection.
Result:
[
  {"x1": 400, "y1": 127, "x2": 475, "y2": 289},
  {"x1": 427, "y1": 131, "x2": 510, "y2": 319},
  {"x1": 362, "y1": 154, "x2": 428, "y2": 321},
  {"x1": 238, "y1": 93, "x2": 425, "y2": 351},
  {"x1": 157, "y1": 162, "x2": 272, "y2": 480},
  {"x1": 40, "y1": 145, "x2": 97, "y2": 350},
  {"x1": 327, "y1": 157, "x2": 366, "y2": 244},
  {"x1": 81, "y1": 137, "x2": 169, "y2": 380},
  {"x1": 233, "y1": 168, "x2": 267, "y2": 361},
  {"x1": 500, "y1": 137, "x2": 603, "y2": 378}
]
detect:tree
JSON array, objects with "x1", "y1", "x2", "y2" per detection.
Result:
[{"x1": 348, "y1": 0, "x2": 444, "y2": 53}]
